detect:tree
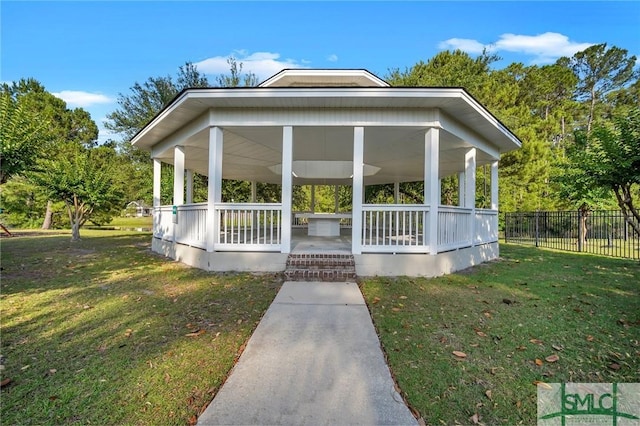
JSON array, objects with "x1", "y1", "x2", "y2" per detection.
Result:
[
  {"x1": 557, "y1": 108, "x2": 640, "y2": 240},
  {"x1": 387, "y1": 49, "x2": 499, "y2": 102},
  {"x1": 565, "y1": 43, "x2": 638, "y2": 133},
  {"x1": 0, "y1": 90, "x2": 47, "y2": 183},
  {"x1": 105, "y1": 58, "x2": 259, "y2": 208},
  {"x1": 106, "y1": 61, "x2": 211, "y2": 142},
  {"x1": 215, "y1": 57, "x2": 259, "y2": 88},
  {"x1": 30, "y1": 143, "x2": 123, "y2": 241},
  {"x1": 1, "y1": 79, "x2": 100, "y2": 229}
]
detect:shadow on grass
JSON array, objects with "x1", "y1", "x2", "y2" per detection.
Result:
[{"x1": 1, "y1": 231, "x2": 282, "y2": 425}]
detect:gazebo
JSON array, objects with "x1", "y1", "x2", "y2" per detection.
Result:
[{"x1": 131, "y1": 69, "x2": 521, "y2": 276}]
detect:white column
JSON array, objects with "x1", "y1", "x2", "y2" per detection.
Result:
[
  {"x1": 206, "y1": 127, "x2": 223, "y2": 252},
  {"x1": 464, "y1": 148, "x2": 476, "y2": 208},
  {"x1": 153, "y1": 159, "x2": 161, "y2": 208},
  {"x1": 465, "y1": 148, "x2": 477, "y2": 246},
  {"x1": 173, "y1": 146, "x2": 185, "y2": 206},
  {"x1": 424, "y1": 128, "x2": 439, "y2": 255},
  {"x1": 490, "y1": 160, "x2": 499, "y2": 210},
  {"x1": 281, "y1": 126, "x2": 293, "y2": 254},
  {"x1": 186, "y1": 169, "x2": 194, "y2": 204},
  {"x1": 394, "y1": 182, "x2": 400, "y2": 204},
  {"x1": 458, "y1": 172, "x2": 465, "y2": 207},
  {"x1": 352, "y1": 127, "x2": 364, "y2": 255}
]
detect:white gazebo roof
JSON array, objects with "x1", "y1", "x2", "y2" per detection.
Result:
[
  {"x1": 131, "y1": 69, "x2": 521, "y2": 185},
  {"x1": 258, "y1": 69, "x2": 390, "y2": 88}
]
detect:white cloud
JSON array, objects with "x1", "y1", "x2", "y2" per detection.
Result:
[
  {"x1": 438, "y1": 32, "x2": 594, "y2": 64},
  {"x1": 327, "y1": 54, "x2": 339, "y2": 62},
  {"x1": 52, "y1": 90, "x2": 113, "y2": 107},
  {"x1": 494, "y1": 32, "x2": 593, "y2": 63},
  {"x1": 194, "y1": 50, "x2": 308, "y2": 81},
  {"x1": 438, "y1": 38, "x2": 486, "y2": 54}
]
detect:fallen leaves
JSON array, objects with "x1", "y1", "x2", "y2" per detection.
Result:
[
  {"x1": 534, "y1": 381, "x2": 552, "y2": 389},
  {"x1": 185, "y1": 329, "x2": 206, "y2": 337},
  {"x1": 535, "y1": 358, "x2": 544, "y2": 366},
  {"x1": 452, "y1": 351, "x2": 467, "y2": 358},
  {"x1": 545, "y1": 354, "x2": 560, "y2": 363},
  {"x1": 475, "y1": 330, "x2": 488, "y2": 337},
  {"x1": 529, "y1": 338, "x2": 543, "y2": 345}
]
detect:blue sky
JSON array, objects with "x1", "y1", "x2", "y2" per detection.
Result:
[{"x1": 2, "y1": 1, "x2": 639, "y2": 142}]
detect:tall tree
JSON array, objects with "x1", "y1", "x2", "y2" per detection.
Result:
[
  {"x1": 1, "y1": 79, "x2": 100, "y2": 228},
  {"x1": 0, "y1": 90, "x2": 47, "y2": 183},
  {"x1": 387, "y1": 49, "x2": 499, "y2": 102},
  {"x1": 105, "y1": 58, "x2": 259, "y2": 208},
  {"x1": 556, "y1": 108, "x2": 640, "y2": 240},
  {"x1": 215, "y1": 57, "x2": 259, "y2": 88},
  {"x1": 565, "y1": 43, "x2": 638, "y2": 133},
  {"x1": 105, "y1": 61, "x2": 210, "y2": 142}
]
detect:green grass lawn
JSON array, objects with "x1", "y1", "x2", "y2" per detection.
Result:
[
  {"x1": 99, "y1": 216, "x2": 153, "y2": 228},
  {"x1": 360, "y1": 244, "x2": 640, "y2": 425},
  {"x1": 0, "y1": 230, "x2": 281, "y2": 425}
]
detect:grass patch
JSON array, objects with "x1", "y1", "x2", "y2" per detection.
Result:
[
  {"x1": 93, "y1": 216, "x2": 153, "y2": 228},
  {"x1": 0, "y1": 230, "x2": 281, "y2": 425},
  {"x1": 361, "y1": 244, "x2": 640, "y2": 425}
]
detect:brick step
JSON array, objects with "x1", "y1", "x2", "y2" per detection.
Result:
[{"x1": 284, "y1": 254, "x2": 357, "y2": 282}]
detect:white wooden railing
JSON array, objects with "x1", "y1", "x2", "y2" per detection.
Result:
[
  {"x1": 155, "y1": 203, "x2": 498, "y2": 255},
  {"x1": 437, "y1": 206, "x2": 473, "y2": 251},
  {"x1": 475, "y1": 208, "x2": 499, "y2": 244},
  {"x1": 154, "y1": 206, "x2": 174, "y2": 242},
  {"x1": 175, "y1": 203, "x2": 208, "y2": 249},
  {"x1": 361, "y1": 205, "x2": 429, "y2": 253},
  {"x1": 215, "y1": 203, "x2": 282, "y2": 251}
]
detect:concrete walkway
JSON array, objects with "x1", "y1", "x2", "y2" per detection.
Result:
[{"x1": 197, "y1": 281, "x2": 418, "y2": 425}]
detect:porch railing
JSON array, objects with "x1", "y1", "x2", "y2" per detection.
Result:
[
  {"x1": 215, "y1": 203, "x2": 282, "y2": 251},
  {"x1": 362, "y1": 204, "x2": 429, "y2": 253},
  {"x1": 437, "y1": 206, "x2": 472, "y2": 251},
  {"x1": 475, "y1": 208, "x2": 499, "y2": 245},
  {"x1": 175, "y1": 203, "x2": 208, "y2": 249},
  {"x1": 155, "y1": 203, "x2": 498, "y2": 254},
  {"x1": 154, "y1": 206, "x2": 174, "y2": 242}
]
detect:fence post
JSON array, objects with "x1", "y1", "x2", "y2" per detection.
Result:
[
  {"x1": 577, "y1": 210, "x2": 583, "y2": 252},
  {"x1": 504, "y1": 213, "x2": 508, "y2": 243},
  {"x1": 535, "y1": 210, "x2": 540, "y2": 247}
]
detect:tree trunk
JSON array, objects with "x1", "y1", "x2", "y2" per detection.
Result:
[
  {"x1": 614, "y1": 184, "x2": 640, "y2": 238},
  {"x1": 578, "y1": 204, "x2": 589, "y2": 250},
  {"x1": 41, "y1": 200, "x2": 54, "y2": 229},
  {"x1": 70, "y1": 221, "x2": 81, "y2": 242}
]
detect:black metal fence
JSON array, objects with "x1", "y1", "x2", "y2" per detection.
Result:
[{"x1": 504, "y1": 210, "x2": 640, "y2": 260}]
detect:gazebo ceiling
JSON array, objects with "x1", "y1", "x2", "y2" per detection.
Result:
[
  {"x1": 132, "y1": 69, "x2": 522, "y2": 186},
  {"x1": 151, "y1": 124, "x2": 496, "y2": 186}
]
